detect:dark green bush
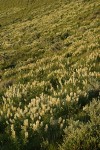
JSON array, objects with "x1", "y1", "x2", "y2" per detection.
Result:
[
  {"x1": 61, "y1": 32, "x2": 70, "y2": 40},
  {"x1": 59, "y1": 99, "x2": 100, "y2": 150}
]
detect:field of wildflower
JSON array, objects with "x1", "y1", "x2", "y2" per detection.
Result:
[{"x1": 0, "y1": 0, "x2": 100, "y2": 150}]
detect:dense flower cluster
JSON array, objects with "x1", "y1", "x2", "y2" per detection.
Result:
[{"x1": 0, "y1": 0, "x2": 99, "y2": 149}]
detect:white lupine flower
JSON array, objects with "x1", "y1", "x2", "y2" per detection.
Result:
[
  {"x1": 66, "y1": 94, "x2": 71, "y2": 102},
  {"x1": 30, "y1": 114, "x2": 34, "y2": 121},
  {"x1": 76, "y1": 97, "x2": 79, "y2": 102},
  {"x1": 6, "y1": 121, "x2": 9, "y2": 124},
  {"x1": 12, "y1": 130, "x2": 16, "y2": 139},
  {"x1": 46, "y1": 106, "x2": 50, "y2": 111},
  {"x1": 39, "y1": 116, "x2": 41, "y2": 120},
  {"x1": 58, "y1": 117, "x2": 62, "y2": 124},
  {"x1": 34, "y1": 113, "x2": 39, "y2": 118},
  {"x1": 11, "y1": 124, "x2": 14, "y2": 131},
  {"x1": 7, "y1": 109, "x2": 10, "y2": 118},
  {"x1": 28, "y1": 102, "x2": 32, "y2": 108},
  {"x1": 40, "y1": 121, "x2": 43, "y2": 127},
  {"x1": 41, "y1": 104, "x2": 46, "y2": 110},
  {"x1": 33, "y1": 124, "x2": 37, "y2": 131},
  {"x1": 25, "y1": 131, "x2": 28, "y2": 139},
  {"x1": 36, "y1": 120, "x2": 39, "y2": 127},
  {"x1": 24, "y1": 107, "x2": 28, "y2": 113},
  {"x1": 0, "y1": 111, "x2": 3, "y2": 115},
  {"x1": 63, "y1": 119, "x2": 65, "y2": 124},
  {"x1": 52, "y1": 98, "x2": 57, "y2": 105},
  {"x1": 45, "y1": 124, "x2": 48, "y2": 132},
  {"x1": 50, "y1": 117, "x2": 53, "y2": 124},
  {"x1": 21, "y1": 125, "x2": 26, "y2": 131},
  {"x1": 24, "y1": 119, "x2": 28, "y2": 127},
  {"x1": 16, "y1": 113, "x2": 20, "y2": 118},
  {"x1": 50, "y1": 109, "x2": 53, "y2": 114},
  {"x1": 40, "y1": 110, "x2": 45, "y2": 116},
  {"x1": 74, "y1": 92, "x2": 77, "y2": 97},
  {"x1": 70, "y1": 92, "x2": 73, "y2": 97},
  {"x1": 60, "y1": 123, "x2": 63, "y2": 129},
  {"x1": 83, "y1": 106, "x2": 87, "y2": 111}
]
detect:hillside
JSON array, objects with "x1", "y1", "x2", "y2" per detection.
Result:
[{"x1": 0, "y1": 0, "x2": 100, "y2": 150}]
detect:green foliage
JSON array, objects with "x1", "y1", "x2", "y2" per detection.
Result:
[
  {"x1": 59, "y1": 99, "x2": 100, "y2": 150},
  {"x1": 0, "y1": 0, "x2": 100, "y2": 150}
]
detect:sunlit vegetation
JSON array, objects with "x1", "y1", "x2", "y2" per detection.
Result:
[{"x1": 0, "y1": 0, "x2": 100, "y2": 150}]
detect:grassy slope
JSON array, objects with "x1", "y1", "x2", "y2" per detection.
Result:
[
  {"x1": 0, "y1": 0, "x2": 100, "y2": 149},
  {"x1": 0, "y1": 0, "x2": 99, "y2": 90}
]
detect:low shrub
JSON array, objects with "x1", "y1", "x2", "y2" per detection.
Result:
[{"x1": 59, "y1": 99, "x2": 100, "y2": 150}]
